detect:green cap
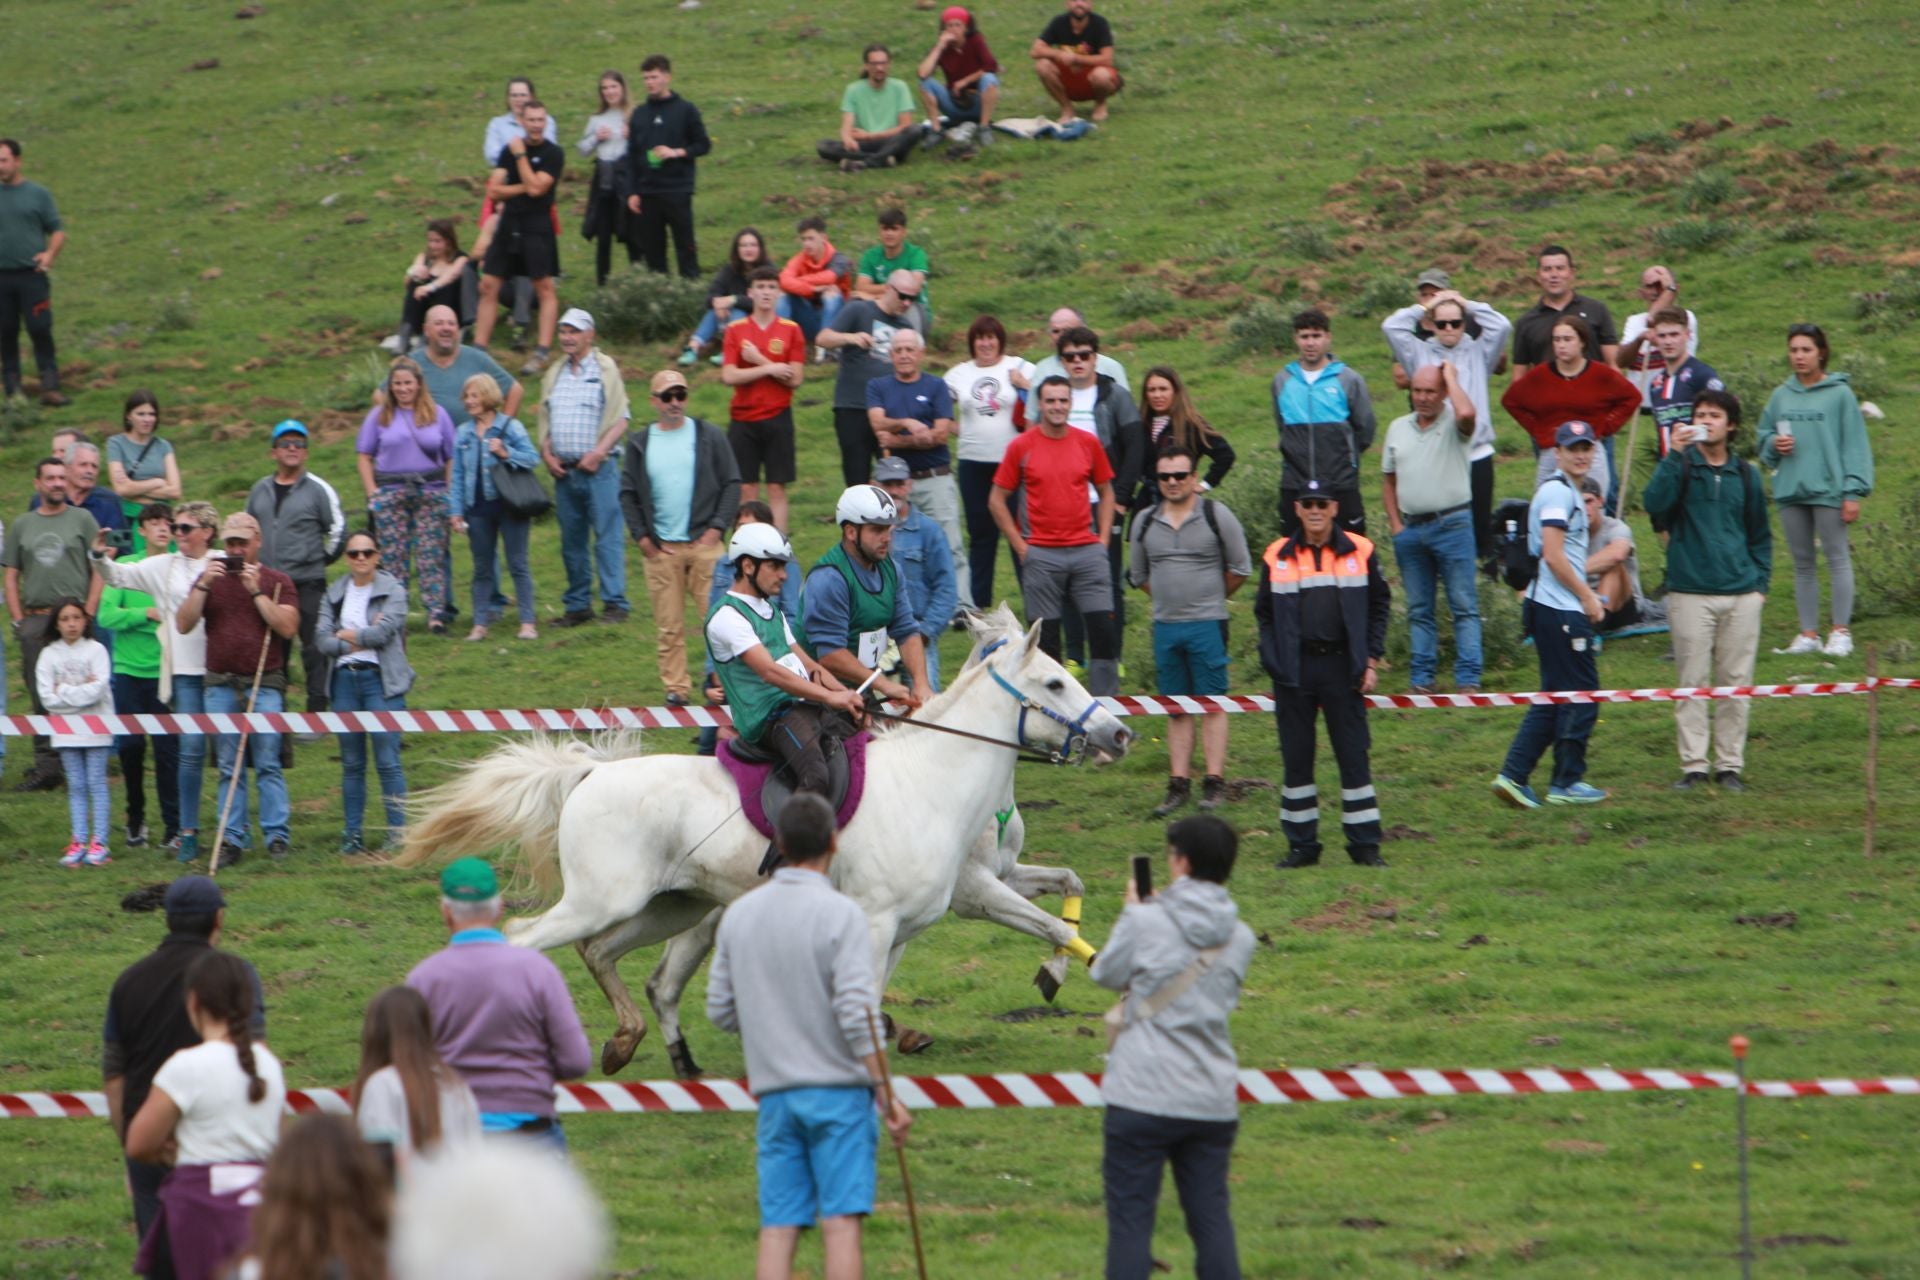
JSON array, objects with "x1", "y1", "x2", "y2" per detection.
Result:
[{"x1": 440, "y1": 857, "x2": 499, "y2": 902}]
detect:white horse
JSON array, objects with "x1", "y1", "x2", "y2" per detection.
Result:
[{"x1": 397, "y1": 607, "x2": 1131, "y2": 1076}]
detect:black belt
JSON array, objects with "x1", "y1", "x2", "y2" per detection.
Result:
[
  {"x1": 1301, "y1": 639, "x2": 1348, "y2": 657},
  {"x1": 1403, "y1": 501, "x2": 1471, "y2": 526},
  {"x1": 908, "y1": 464, "x2": 951, "y2": 480}
]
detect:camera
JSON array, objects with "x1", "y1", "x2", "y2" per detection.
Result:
[
  {"x1": 224, "y1": 554, "x2": 246, "y2": 573},
  {"x1": 104, "y1": 527, "x2": 136, "y2": 554}
]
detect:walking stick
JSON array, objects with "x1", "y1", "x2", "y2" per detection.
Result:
[
  {"x1": 209, "y1": 583, "x2": 282, "y2": 878},
  {"x1": 865, "y1": 1006, "x2": 929, "y2": 1280}
]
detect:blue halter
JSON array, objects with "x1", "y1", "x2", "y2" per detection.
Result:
[{"x1": 979, "y1": 636, "x2": 1102, "y2": 765}]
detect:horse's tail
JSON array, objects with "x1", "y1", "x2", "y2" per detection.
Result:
[{"x1": 394, "y1": 732, "x2": 645, "y2": 894}]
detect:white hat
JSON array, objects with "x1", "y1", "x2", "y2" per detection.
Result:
[
  {"x1": 834, "y1": 484, "x2": 900, "y2": 527},
  {"x1": 558, "y1": 308, "x2": 595, "y2": 331},
  {"x1": 728, "y1": 524, "x2": 794, "y2": 565}
]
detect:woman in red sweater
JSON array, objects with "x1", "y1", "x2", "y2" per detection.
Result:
[{"x1": 1502, "y1": 315, "x2": 1640, "y2": 511}]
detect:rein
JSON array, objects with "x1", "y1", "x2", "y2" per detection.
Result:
[{"x1": 864, "y1": 636, "x2": 1100, "y2": 766}]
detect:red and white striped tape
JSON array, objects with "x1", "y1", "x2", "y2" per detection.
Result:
[
  {"x1": 3, "y1": 679, "x2": 1911, "y2": 737},
  {"x1": 6, "y1": 1068, "x2": 1916, "y2": 1119}
]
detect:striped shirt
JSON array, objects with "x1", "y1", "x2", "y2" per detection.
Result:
[{"x1": 545, "y1": 354, "x2": 610, "y2": 459}]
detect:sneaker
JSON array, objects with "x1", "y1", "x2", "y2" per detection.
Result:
[
  {"x1": 665, "y1": 691, "x2": 690, "y2": 709},
  {"x1": 1062, "y1": 659, "x2": 1087, "y2": 681},
  {"x1": 676, "y1": 345, "x2": 700, "y2": 368},
  {"x1": 599, "y1": 607, "x2": 631, "y2": 624},
  {"x1": 60, "y1": 841, "x2": 87, "y2": 868},
  {"x1": 1715, "y1": 771, "x2": 1748, "y2": 793},
  {"x1": 125, "y1": 823, "x2": 150, "y2": 849},
  {"x1": 517, "y1": 623, "x2": 540, "y2": 640},
  {"x1": 979, "y1": 127, "x2": 995, "y2": 148},
  {"x1": 1199, "y1": 775, "x2": 1227, "y2": 811},
  {"x1": 520, "y1": 346, "x2": 551, "y2": 377},
  {"x1": 920, "y1": 121, "x2": 943, "y2": 150},
  {"x1": 162, "y1": 828, "x2": 182, "y2": 851},
  {"x1": 175, "y1": 832, "x2": 199, "y2": 864},
  {"x1": 1823, "y1": 629, "x2": 1853, "y2": 657},
  {"x1": 1151, "y1": 777, "x2": 1191, "y2": 818},
  {"x1": 340, "y1": 832, "x2": 367, "y2": 857},
  {"x1": 378, "y1": 333, "x2": 404, "y2": 354},
  {"x1": 1491, "y1": 775, "x2": 1541, "y2": 810},
  {"x1": 551, "y1": 610, "x2": 596, "y2": 629},
  {"x1": 1547, "y1": 781, "x2": 1609, "y2": 805},
  {"x1": 839, "y1": 158, "x2": 865, "y2": 176},
  {"x1": 14, "y1": 769, "x2": 63, "y2": 792},
  {"x1": 267, "y1": 837, "x2": 290, "y2": 863},
  {"x1": 86, "y1": 841, "x2": 112, "y2": 867},
  {"x1": 709, "y1": 353, "x2": 723, "y2": 367},
  {"x1": 1348, "y1": 846, "x2": 1388, "y2": 867},
  {"x1": 1671, "y1": 771, "x2": 1710, "y2": 792},
  {"x1": 1774, "y1": 633, "x2": 1823, "y2": 656},
  {"x1": 39, "y1": 389, "x2": 72, "y2": 408},
  {"x1": 213, "y1": 843, "x2": 245, "y2": 871},
  {"x1": 1409, "y1": 684, "x2": 1438, "y2": 696},
  {"x1": 1457, "y1": 685, "x2": 1482, "y2": 695},
  {"x1": 466, "y1": 625, "x2": 490, "y2": 642}
]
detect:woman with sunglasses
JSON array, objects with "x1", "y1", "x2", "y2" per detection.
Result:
[
  {"x1": 316, "y1": 532, "x2": 413, "y2": 855},
  {"x1": 1758, "y1": 323, "x2": 1873, "y2": 658},
  {"x1": 95, "y1": 502, "x2": 183, "y2": 849},
  {"x1": 357, "y1": 356, "x2": 456, "y2": 633}
]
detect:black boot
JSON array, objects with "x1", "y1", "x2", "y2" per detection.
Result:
[
  {"x1": 1349, "y1": 845, "x2": 1388, "y2": 867},
  {"x1": 1151, "y1": 776, "x2": 1191, "y2": 818},
  {"x1": 757, "y1": 839, "x2": 782, "y2": 877},
  {"x1": 1278, "y1": 842, "x2": 1322, "y2": 869}
]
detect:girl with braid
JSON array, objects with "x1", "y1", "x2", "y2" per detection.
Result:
[{"x1": 127, "y1": 951, "x2": 286, "y2": 1280}]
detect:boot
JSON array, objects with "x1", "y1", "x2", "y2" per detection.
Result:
[
  {"x1": 1348, "y1": 845, "x2": 1388, "y2": 867},
  {"x1": 1278, "y1": 842, "x2": 1321, "y2": 869},
  {"x1": 1199, "y1": 775, "x2": 1227, "y2": 810},
  {"x1": 756, "y1": 839, "x2": 782, "y2": 877},
  {"x1": 1151, "y1": 776, "x2": 1190, "y2": 818}
]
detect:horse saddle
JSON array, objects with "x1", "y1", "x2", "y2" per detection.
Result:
[{"x1": 719, "y1": 732, "x2": 870, "y2": 841}]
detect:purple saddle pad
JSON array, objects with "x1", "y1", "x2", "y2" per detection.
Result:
[{"x1": 719, "y1": 732, "x2": 869, "y2": 838}]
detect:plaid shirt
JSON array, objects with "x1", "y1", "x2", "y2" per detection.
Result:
[{"x1": 543, "y1": 350, "x2": 621, "y2": 459}]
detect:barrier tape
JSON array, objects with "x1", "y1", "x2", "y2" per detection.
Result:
[
  {"x1": 3, "y1": 679, "x2": 1912, "y2": 737},
  {"x1": 7, "y1": 1068, "x2": 1917, "y2": 1119}
]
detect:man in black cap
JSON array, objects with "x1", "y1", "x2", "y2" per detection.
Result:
[{"x1": 102, "y1": 876, "x2": 267, "y2": 1240}]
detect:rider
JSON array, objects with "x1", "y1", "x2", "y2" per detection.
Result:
[
  {"x1": 704, "y1": 524, "x2": 866, "y2": 796},
  {"x1": 801, "y1": 484, "x2": 931, "y2": 708}
]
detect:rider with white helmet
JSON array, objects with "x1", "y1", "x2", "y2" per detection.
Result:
[
  {"x1": 704, "y1": 523, "x2": 865, "y2": 792},
  {"x1": 800, "y1": 484, "x2": 931, "y2": 708}
]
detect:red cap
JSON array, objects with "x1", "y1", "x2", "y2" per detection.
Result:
[{"x1": 942, "y1": 5, "x2": 970, "y2": 23}]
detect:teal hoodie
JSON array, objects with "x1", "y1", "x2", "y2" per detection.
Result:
[{"x1": 1756, "y1": 371, "x2": 1873, "y2": 507}]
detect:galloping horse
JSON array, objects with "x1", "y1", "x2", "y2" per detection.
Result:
[{"x1": 396, "y1": 607, "x2": 1131, "y2": 1076}]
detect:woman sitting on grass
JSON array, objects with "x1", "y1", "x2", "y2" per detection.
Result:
[
  {"x1": 678, "y1": 226, "x2": 775, "y2": 366},
  {"x1": 352, "y1": 986, "x2": 481, "y2": 1170},
  {"x1": 387, "y1": 219, "x2": 471, "y2": 353}
]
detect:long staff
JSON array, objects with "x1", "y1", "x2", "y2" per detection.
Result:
[
  {"x1": 209, "y1": 583, "x2": 281, "y2": 877},
  {"x1": 865, "y1": 1006, "x2": 929, "y2": 1280}
]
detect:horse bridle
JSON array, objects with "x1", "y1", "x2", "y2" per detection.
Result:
[{"x1": 863, "y1": 636, "x2": 1103, "y2": 765}]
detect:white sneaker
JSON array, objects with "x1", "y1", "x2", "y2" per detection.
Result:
[
  {"x1": 377, "y1": 333, "x2": 404, "y2": 354},
  {"x1": 1823, "y1": 629, "x2": 1853, "y2": 657},
  {"x1": 1774, "y1": 633, "x2": 1823, "y2": 655}
]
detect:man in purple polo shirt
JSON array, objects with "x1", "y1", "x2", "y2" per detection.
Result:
[{"x1": 407, "y1": 857, "x2": 592, "y2": 1148}]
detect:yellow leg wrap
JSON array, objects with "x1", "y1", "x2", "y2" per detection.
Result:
[
  {"x1": 1061, "y1": 895, "x2": 1084, "y2": 930},
  {"x1": 1064, "y1": 934, "x2": 1098, "y2": 966}
]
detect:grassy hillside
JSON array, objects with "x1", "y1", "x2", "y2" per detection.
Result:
[{"x1": 3, "y1": 1, "x2": 1917, "y2": 1276}]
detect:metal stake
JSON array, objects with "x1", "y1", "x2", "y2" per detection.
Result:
[{"x1": 1731, "y1": 1034, "x2": 1753, "y2": 1279}]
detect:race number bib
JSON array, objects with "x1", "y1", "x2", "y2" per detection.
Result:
[{"x1": 857, "y1": 627, "x2": 887, "y2": 670}]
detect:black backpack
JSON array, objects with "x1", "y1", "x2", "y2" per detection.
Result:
[
  {"x1": 1130, "y1": 498, "x2": 1224, "y2": 586},
  {"x1": 1491, "y1": 497, "x2": 1538, "y2": 590}
]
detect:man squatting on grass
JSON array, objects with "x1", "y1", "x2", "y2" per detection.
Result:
[{"x1": 707, "y1": 793, "x2": 913, "y2": 1280}]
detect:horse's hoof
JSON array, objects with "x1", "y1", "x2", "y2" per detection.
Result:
[
  {"x1": 1033, "y1": 964, "x2": 1062, "y2": 1003},
  {"x1": 895, "y1": 1027, "x2": 935, "y2": 1055},
  {"x1": 667, "y1": 1039, "x2": 704, "y2": 1081},
  {"x1": 601, "y1": 1033, "x2": 642, "y2": 1076}
]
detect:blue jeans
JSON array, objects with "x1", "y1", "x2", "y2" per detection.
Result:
[
  {"x1": 920, "y1": 72, "x2": 999, "y2": 123},
  {"x1": 1601, "y1": 436, "x2": 1621, "y2": 515},
  {"x1": 60, "y1": 746, "x2": 111, "y2": 845},
  {"x1": 1500, "y1": 603, "x2": 1599, "y2": 791},
  {"x1": 173, "y1": 674, "x2": 207, "y2": 832},
  {"x1": 113, "y1": 672, "x2": 180, "y2": 835},
  {"x1": 692, "y1": 305, "x2": 748, "y2": 347},
  {"x1": 206, "y1": 682, "x2": 290, "y2": 847},
  {"x1": 1391, "y1": 510, "x2": 1483, "y2": 688},
  {"x1": 330, "y1": 665, "x2": 407, "y2": 837},
  {"x1": 554, "y1": 462, "x2": 630, "y2": 613},
  {"x1": 467, "y1": 509, "x2": 536, "y2": 624},
  {"x1": 782, "y1": 291, "x2": 842, "y2": 344}
]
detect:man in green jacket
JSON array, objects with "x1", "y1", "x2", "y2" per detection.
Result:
[
  {"x1": 97, "y1": 504, "x2": 182, "y2": 846},
  {"x1": 1641, "y1": 389, "x2": 1771, "y2": 794}
]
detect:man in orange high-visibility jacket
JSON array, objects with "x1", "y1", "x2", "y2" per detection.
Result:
[{"x1": 1253, "y1": 482, "x2": 1392, "y2": 869}]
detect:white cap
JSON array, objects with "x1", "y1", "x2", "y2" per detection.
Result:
[{"x1": 558, "y1": 308, "x2": 595, "y2": 332}]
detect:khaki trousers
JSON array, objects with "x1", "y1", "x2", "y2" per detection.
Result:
[
  {"x1": 1669, "y1": 591, "x2": 1764, "y2": 775},
  {"x1": 643, "y1": 538, "x2": 725, "y2": 699}
]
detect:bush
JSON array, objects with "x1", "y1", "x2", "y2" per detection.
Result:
[
  {"x1": 1347, "y1": 273, "x2": 1409, "y2": 319},
  {"x1": 1679, "y1": 170, "x2": 1734, "y2": 211},
  {"x1": 1853, "y1": 488, "x2": 1920, "y2": 619},
  {"x1": 1771, "y1": 216, "x2": 1820, "y2": 243},
  {"x1": 1650, "y1": 217, "x2": 1740, "y2": 253},
  {"x1": 584, "y1": 270, "x2": 710, "y2": 343},
  {"x1": 320, "y1": 351, "x2": 392, "y2": 413},
  {"x1": 1277, "y1": 223, "x2": 1337, "y2": 262},
  {"x1": 1225, "y1": 298, "x2": 1294, "y2": 358},
  {"x1": 1852, "y1": 272, "x2": 1920, "y2": 334},
  {"x1": 1115, "y1": 281, "x2": 1173, "y2": 321},
  {"x1": 154, "y1": 292, "x2": 197, "y2": 333},
  {"x1": 0, "y1": 393, "x2": 43, "y2": 441},
  {"x1": 1015, "y1": 218, "x2": 1082, "y2": 279},
  {"x1": 1831, "y1": 348, "x2": 1889, "y2": 402}
]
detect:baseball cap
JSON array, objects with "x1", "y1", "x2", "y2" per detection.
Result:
[
  {"x1": 558, "y1": 307, "x2": 596, "y2": 332},
  {"x1": 1554, "y1": 420, "x2": 1598, "y2": 448},
  {"x1": 271, "y1": 419, "x2": 309, "y2": 442},
  {"x1": 164, "y1": 875, "x2": 227, "y2": 915},
  {"x1": 872, "y1": 457, "x2": 911, "y2": 483},
  {"x1": 219, "y1": 512, "x2": 261, "y2": 539},
  {"x1": 440, "y1": 857, "x2": 499, "y2": 902},
  {"x1": 650, "y1": 369, "x2": 689, "y2": 395},
  {"x1": 1415, "y1": 268, "x2": 1451, "y2": 290},
  {"x1": 942, "y1": 5, "x2": 970, "y2": 23}
]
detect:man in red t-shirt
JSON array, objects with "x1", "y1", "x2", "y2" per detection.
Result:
[
  {"x1": 987, "y1": 375, "x2": 1121, "y2": 695},
  {"x1": 721, "y1": 266, "x2": 806, "y2": 532}
]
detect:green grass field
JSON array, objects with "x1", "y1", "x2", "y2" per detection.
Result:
[{"x1": 4, "y1": 1, "x2": 1918, "y2": 1275}]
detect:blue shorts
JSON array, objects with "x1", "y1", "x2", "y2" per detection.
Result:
[
  {"x1": 1151, "y1": 619, "x2": 1230, "y2": 697},
  {"x1": 756, "y1": 1086, "x2": 878, "y2": 1228}
]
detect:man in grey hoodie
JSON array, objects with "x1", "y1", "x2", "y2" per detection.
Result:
[
  {"x1": 1093, "y1": 814, "x2": 1255, "y2": 1280},
  {"x1": 244, "y1": 420, "x2": 346, "y2": 718}
]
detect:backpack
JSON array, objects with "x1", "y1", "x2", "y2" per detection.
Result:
[
  {"x1": 1490, "y1": 474, "x2": 1581, "y2": 592},
  {"x1": 1130, "y1": 498, "x2": 1224, "y2": 587}
]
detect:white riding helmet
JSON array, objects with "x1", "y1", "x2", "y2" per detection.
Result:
[
  {"x1": 727, "y1": 524, "x2": 794, "y2": 565},
  {"x1": 835, "y1": 483, "x2": 901, "y2": 527}
]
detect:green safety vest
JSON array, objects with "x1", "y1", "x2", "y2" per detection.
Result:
[
  {"x1": 708, "y1": 594, "x2": 798, "y2": 745},
  {"x1": 805, "y1": 543, "x2": 899, "y2": 667}
]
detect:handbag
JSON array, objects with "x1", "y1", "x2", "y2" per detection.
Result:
[
  {"x1": 1104, "y1": 944, "x2": 1227, "y2": 1051},
  {"x1": 484, "y1": 421, "x2": 552, "y2": 519}
]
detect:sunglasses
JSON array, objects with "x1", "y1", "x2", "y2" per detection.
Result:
[
  {"x1": 1297, "y1": 498, "x2": 1335, "y2": 510},
  {"x1": 275, "y1": 437, "x2": 309, "y2": 449},
  {"x1": 1156, "y1": 470, "x2": 1193, "y2": 482},
  {"x1": 171, "y1": 523, "x2": 200, "y2": 534},
  {"x1": 345, "y1": 547, "x2": 379, "y2": 559},
  {"x1": 1060, "y1": 350, "x2": 1095, "y2": 362},
  {"x1": 1787, "y1": 323, "x2": 1823, "y2": 338},
  {"x1": 891, "y1": 289, "x2": 921, "y2": 304},
  {"x1": 656, "y1": 387, "x2": 689, "y2": 402},
  {"x1": 1431, "y1": 318, "x2": 1464, "y2": 330}
]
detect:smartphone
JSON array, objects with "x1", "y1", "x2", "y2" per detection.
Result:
[{"x1": 1131, "y1": 855, "x2": 1153, "y2": 900}]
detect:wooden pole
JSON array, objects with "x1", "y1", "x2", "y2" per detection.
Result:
[
  {"x1": 1864, "y1": 646, "x2": 1879, "y2": 859},
  {"x1": 865, "y1": 1006, "x2": 929, "y2": 1280},
  {"x1": 209, "y1": 583, "x2": 281, "y2": 877}
]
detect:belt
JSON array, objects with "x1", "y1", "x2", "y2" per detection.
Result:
[
  {"x1": 1403, "y1": 502, "x2": 1471, "y2": 527},
  {"x1": 908, "y1": 464, "x2": 951, "y2": 480},
  {"x1": 21, "y1": 606, "x2": 53, "y2": 617},
  {"x1": 1300, "y1": 639, "x2": 1348, "y2": 657}
]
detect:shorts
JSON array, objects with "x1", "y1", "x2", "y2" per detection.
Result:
[
  {"x1": 1021, "y1": 542, "x2": 1112, "y2": 620},
  {"x1": 1597, "y1": 595, "x2": 1643, "y2": 633},
  {"x1": 729, "y1": 409, "x2": 797, "y2": 485},
  {"x1": 1152, "y1": 619, "x2": 1230, "y2": 696},
  {"x1": 483, "y1": 218, "x2": 559, "y2": 280},
  {"x1": 756, "y1": 1085, "x2": 878, "y2": 1228},
  {"x1": 1060, "y1": 66, "x2": 1122, "y2": 101}
]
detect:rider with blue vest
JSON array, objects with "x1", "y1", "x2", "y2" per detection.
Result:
[
  {"x1": 801, "y1": 484, "x2": 931, "y2": 709},
  {"x1": 1271, "y1": 307, "x2": 1377, "y2": 540},
  {"x1": 704, "y1": 524, "x2": 864, "y2": 797}
]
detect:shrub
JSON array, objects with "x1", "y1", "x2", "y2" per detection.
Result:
[
  {"x1": 1348, "y1": 273, "x2": 1409, "y2": 319},
  {"x1": 1771, "y1": 216, "x2": 1820, "y2": 243},
  {"x1": 1853, "y1": 488, "x2": 1920, "y2": 619},
  {"x1": 1650, "y1": 217, "x2": 1740, "y2": 253},
  {"x1": 0, "y1": 393, "x2": 44, "y2": 441},
  {"x1": 1679, "y1": 170, "x2": 1734, "y2": 211},
  {"x1": 1831, "y1": 348, "x2": 1889, "y2": 402},
  {"x1": 1015, "y1": 218, "x2": 1082, "y2": 279},
  {"x1": 320, "y1": 351, "x2": 392, "y2": 413},
  {"x1": 1115, "y1": 281, "x2": 1173, "y2": 321},
  {"x1": 1225, "y1": 298, "x2": 1294, "y2": 358},
  {"x1": 154, "y1": 292, "x2": 197, "y2": 332},
  {"x1": 1277, "y1": 223, "x2": 1337, "y2": 262},
  {"x1": 584, "y1": 270, "x2": 710, "y2": 343},
  {"x1": 1852, "y1": 272, "x2": 1920, "y2": 334}
]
